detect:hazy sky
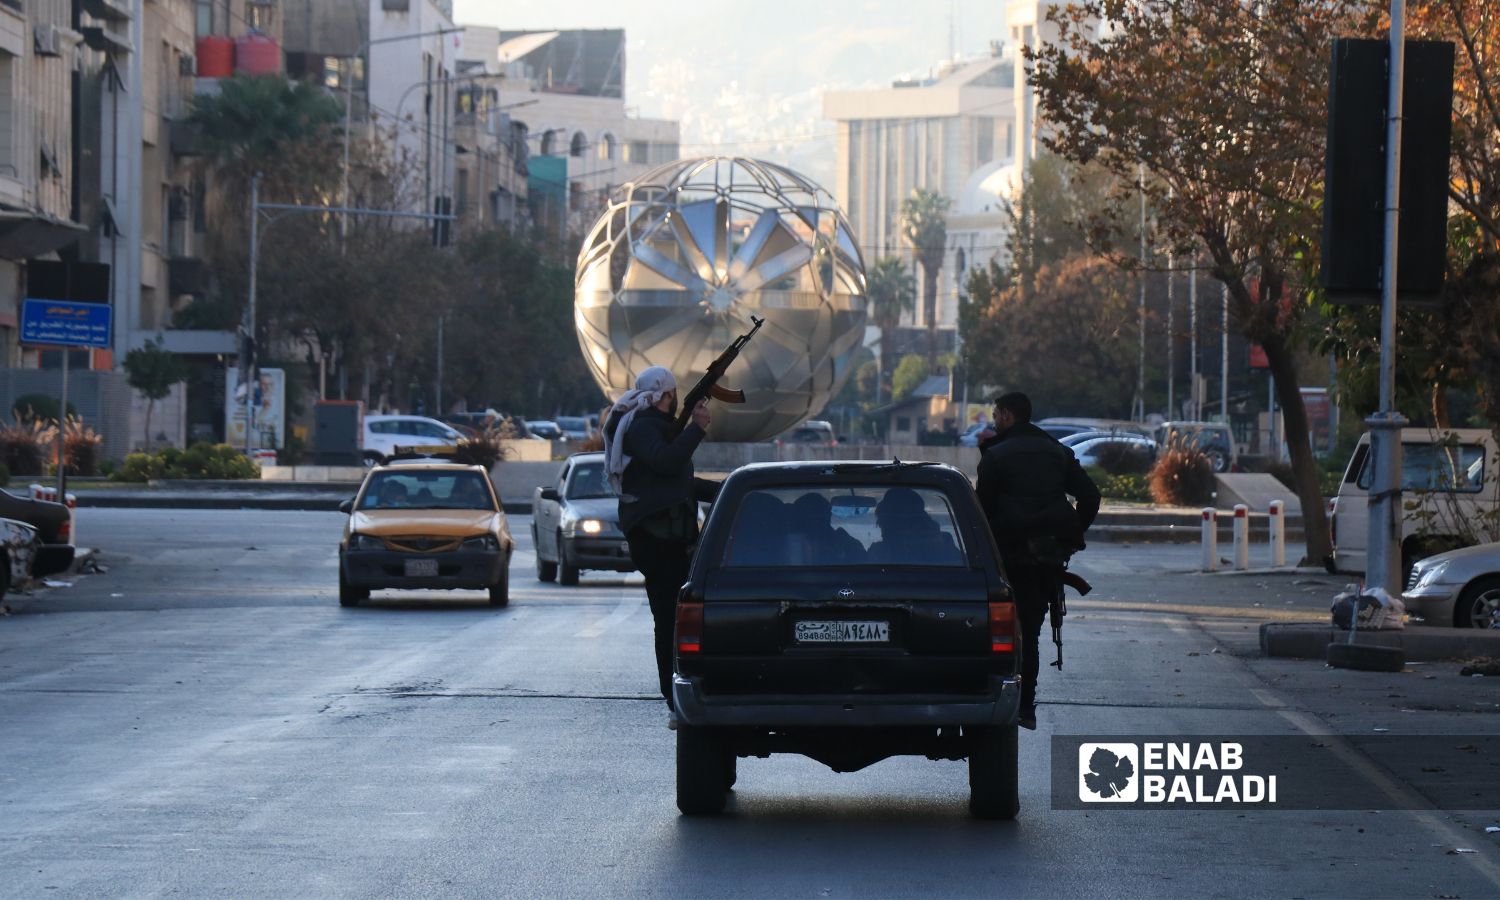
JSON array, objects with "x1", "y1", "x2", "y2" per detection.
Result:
[{"x1": 452, "y1": 0, "x2": 1012, "y2": 188}]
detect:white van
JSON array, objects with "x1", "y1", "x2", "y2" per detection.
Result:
[{"x1": 1328, "y1": 427, "x2": 1499, "y2": 576}]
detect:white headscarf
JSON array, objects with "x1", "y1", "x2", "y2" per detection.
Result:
[{"x1": 602, "y1": 366, "x2": 677, "y2": 494}]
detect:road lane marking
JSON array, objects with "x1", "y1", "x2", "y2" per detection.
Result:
[{"x1": 575, "y1": 591, "x2": 646, "y2": 638}]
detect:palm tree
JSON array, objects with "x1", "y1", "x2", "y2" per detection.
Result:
[
  {"x1": 900, "y1": 188, "x2": 953, "y2": 368},
  {"x1": 865, "y1": 255, "x2": 916, "y2": 404}
]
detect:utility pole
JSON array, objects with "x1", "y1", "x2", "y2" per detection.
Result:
[
  {"x1": 244, "y1": 174, "x2": 260, "y2": 454},
  {"x1": 1220, "y1": 281, "x2": 1229, "y2": 422},
  {"x1": 1166, "y1": 250, "x2": 1175, "y2": 419},
  {"x1": 1135, "y1": 166, "x2": 1146, "y2": 422},
  {"x1": 1366, "y1": 0, "x2": 1409, "y2": 594},
  {"x1": 1189, "y1": 258, "x2": 1198, "y2": 420}
]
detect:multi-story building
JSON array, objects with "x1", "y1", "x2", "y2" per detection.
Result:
[
  {"x1": 823, "y1": 50, "x2": 1016, "y2": 351},
  {"x1": 450, "y1": 25, "x2": 527, "y2": 233},
  {"x1": 482, "y1": 29, "x2": 679, "y2": 237},
  {"x1": 282, "y1": 0, "x2": 457, "y2": 218},
  {"x1": 823, "y1": 0, "x2": 1067, "y2": 361}
]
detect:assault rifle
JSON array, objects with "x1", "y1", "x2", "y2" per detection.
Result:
[
  {"x1": 1051, "y1": 570, "x2": 1093, "y2": 670},
  {"x1": 672, "y1": 315, "x2": 765, "y2": 436}
]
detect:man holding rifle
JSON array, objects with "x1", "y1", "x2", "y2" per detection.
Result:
[
  {"x1": 601, "y1": 316, "x2": 763, "y2": 724},
  {"x1": 974, "y1": 392, "x2": 1100, "y2": 731}
]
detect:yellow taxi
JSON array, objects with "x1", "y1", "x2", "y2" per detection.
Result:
[{"x1": 338, "y1": 459, "x2": 514, "y2": 607}]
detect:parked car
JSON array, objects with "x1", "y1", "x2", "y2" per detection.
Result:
[
  {"x1": 0, "y1": 488, "x2": 72, "y2": 545},
  {"x1": 671, "y1": 460, "x2": 1022, "y2": 818},
  {"x1": 442, "y1": 411, "x2": 501, "y2": 437},
  {"x1": 1070, "y1": 434, "x2": 1158, "y2": 470},
  {"x1": 531, "y1": 452, "x2": 633, "y2": 585},
  {"x1": 555, "y1": 416, "x2": 592, "y2": 442},
  {"x1": 0, "y1": 517, "x2": 74, "y2": 600},
  {"x1": 337, "y1": 460, "x2": 514, "y2": 607},
  {"x1": 1403, "y1": 541, "x2": 1500, "y2": 629},
  {"x1": 527, "y1": 420, "x2": 563, "y2": 441},
  {"x1": 1328, "y1": 427, "x2": 1498, "y2": 577},
  {"x1": 774, "y1": 420, "x2": 838, "y2": 447},
  {"x1": 957, "y1": 422, "x2": 993, "y2": 448},
  {"x1": 1036, "y1": 417, "x2": 1145, "y2": 441},
  {"x1": 1154, "y1": 420, "x2": 1238, "y2": 473},
  {"x1": 363, "y1": 415, "x2": 462, "y2": 466}
]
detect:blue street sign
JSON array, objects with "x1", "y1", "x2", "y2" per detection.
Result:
[{"x1": 20, "y1": 299, "x2": 112, "y2": 349}]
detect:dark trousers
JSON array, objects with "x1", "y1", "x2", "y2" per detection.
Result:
[
  {"x1": 626, "y1": 528, "x2": 694, "y2": 706},
  {"x1": 1004, "y1": 562, "x2": 1061, "y2": 717}
]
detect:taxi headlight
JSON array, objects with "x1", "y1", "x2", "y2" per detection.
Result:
[
  {"x1": 462, "y1": 535, "x2": 499, "y2": 551},
  {"x1": 350, "y1": 534, "x2": 385, "y2": 551},
  {"x1": 579, "y1": 519, "x2": 604, "y2": 535},
  {"x1": 1413, "y1": 560, "x2": 1448, "y2": 590}
]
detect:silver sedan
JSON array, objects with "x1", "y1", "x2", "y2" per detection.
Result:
[{"x1": 1403, "y1": 541, "x2": 1500, "y2": 628}]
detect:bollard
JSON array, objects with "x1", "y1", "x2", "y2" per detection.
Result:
[
  {"x1": 1233, "y1": 504, "x2": 1250, "y2": 570},
  {"x1": 1269, "y1": 499, "x2": 1286, "y2": 567},
  {"x1": 1201, "y1": 508, "x2": 1218, "y2": 572}
]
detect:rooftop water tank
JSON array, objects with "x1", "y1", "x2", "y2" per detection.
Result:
[
  {"x1": 234, "y1": 34, "x2": 282, "y2": 76},
  {"x1": 196, "y1": 36, "x2": 233, "y2": 78}
]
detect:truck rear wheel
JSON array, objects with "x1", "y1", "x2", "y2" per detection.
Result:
[
  {"x1": 968, "y1": 724, "x2": 1020, "y2": 820},
  {"x1": 676, "y1": 726, "x2": 729, "y2": 815}
]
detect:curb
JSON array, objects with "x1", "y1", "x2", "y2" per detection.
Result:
[{"x1": 1260, "y1": 622, "x2": 1500, "y2": 661}]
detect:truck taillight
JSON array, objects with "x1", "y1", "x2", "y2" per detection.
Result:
[
  {"x1": 988, "y1": 601, "x2": 1016, "y2": 654},
  {"x1": 676, "y1": 601, "x2": 703, "y2": 655}
]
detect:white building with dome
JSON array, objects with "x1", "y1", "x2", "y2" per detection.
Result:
[{"x1": 822, "y1": 1, "x2": 1063, "y2": 356}]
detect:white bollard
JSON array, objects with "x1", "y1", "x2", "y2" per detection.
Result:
[
  {"x1": 1201, "y1": 508, "x2": 1218, "y2": 572},
  {"x1": 1233, "y1": 504, "x2": 1250, "y2": 570},
  {"x1": 1269, "y1": 499, "x2": 1286, "y2": 568}
]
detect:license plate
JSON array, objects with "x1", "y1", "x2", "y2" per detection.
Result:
[
  {"x1": 404, "y1": 559, "x2": 438, "y2": 577},
  {"x1": 794, "y1": 620, "x2": 889, "y2": 643}
]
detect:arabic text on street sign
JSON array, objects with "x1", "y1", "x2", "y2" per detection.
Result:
[{"x1": 20, "y1": 299, "x2": 112, "y2": 349}]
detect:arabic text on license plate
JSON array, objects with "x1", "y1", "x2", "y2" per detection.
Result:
[
  {"x1": 795, "y1": 620, "x2": 889, "y2": 643},
  {"x1": 405, "y1": 559, "x2": 438, "y2": 577}
]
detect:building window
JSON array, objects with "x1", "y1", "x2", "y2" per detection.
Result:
[
  {"x1": 246, "y1": 2, "x2": 275, "y2": 32},
  {"x1": 195, "y1": 0, "x2": 218, "y2": 37},
  {"x1": 597, "y1": 133, "x2": 616, "y2": 161},
  {"x1": 896, "y1": 416, "x2": 911, "y2": 433},
  {"x1": 1005, "y1": 122, "x2": 1014, "y2": 158},
  {"x1": 570, "y1": 131, "x2": 586, "y2": 158},
  {"x1": 540, "y1": 130, "x2": 556, "y2": 156},
  {"x1": 975, "y1": 116, "x2": 994, "y2": 166}
]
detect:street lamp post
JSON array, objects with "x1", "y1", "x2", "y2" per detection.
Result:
[
  {"x1": 341, "y1": 27, "x2": 463, "y2": 242},
  {"x1": 243, "y1": 182, "x2": 456, "y2": 454}
]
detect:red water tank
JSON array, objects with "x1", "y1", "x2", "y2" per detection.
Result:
[
  {"x1": 196, "y1": 36, "x2": 234, "y2": 78},
  {"x1": 233, "y1": 34, "x2": 282, "y2": 76}
]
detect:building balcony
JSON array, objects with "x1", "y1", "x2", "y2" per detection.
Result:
[
  {"x1": 168, "y1": 257, "x2": 209, "y2": 298},
  {"x1": 80, "y1": 0, "x2": 133, "y2": 22}
]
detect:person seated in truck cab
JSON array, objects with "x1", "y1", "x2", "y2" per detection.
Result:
[
  {"x1": 726, "y1": 492, "x2": 788, "y2": 566},
  {"x1": 788, "y1": 492, "x2": 865, "y2": 565},
  {"x1": 867, "y1": 487, "x2": 962, "y2": 566}
]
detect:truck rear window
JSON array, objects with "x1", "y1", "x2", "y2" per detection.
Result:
[
  {"x1": 1356, "y1": 441, "x2": 1486, "y2": 493},
  {"x1": 722, "y1": 485, "x2": 966, "y2": 567}
]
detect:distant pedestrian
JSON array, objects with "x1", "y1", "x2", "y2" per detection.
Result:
[
  {"x1": 602, "y1": 366, "x2": 720, "y2": 722},
  {"x1": 975, "y1": 392, "x2": 1100, "y2": 730}
]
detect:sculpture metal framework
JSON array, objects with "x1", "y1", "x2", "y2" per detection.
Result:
[{"x1": 575, "y1": 157, "x2": 868, "y2": 442}]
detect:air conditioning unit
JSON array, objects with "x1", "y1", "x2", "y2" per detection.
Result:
[
  {"x1": 179, "y1": 55, "x2": 196, "y2": 76},
  {"x1": 34, "y1": 25, "x2": 63, "y2": 58}
]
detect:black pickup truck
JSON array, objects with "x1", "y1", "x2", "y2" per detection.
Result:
[{"x1": 671, "y1": 461, "x2": 1022, "y2": 818}]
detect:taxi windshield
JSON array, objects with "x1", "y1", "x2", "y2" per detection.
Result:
[
  {"x1": 723, "y1": 485, "x2": 966, "y2": 568},
  {"x1": 359, "y1": 471, "x2": 496, "y2": 511}
]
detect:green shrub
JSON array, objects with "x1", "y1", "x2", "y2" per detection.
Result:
[
  {"x1": 108, "y1": 442, "x2": 259, "y2": 482},
  {"x1": 12, "y1": 394, "x2": 75, "y2": 423},
  {"x1": 1085, "y1": 466, "x2": 1151, "y2": 502},
  {"x1": 1149, "y1": 442, "x2": 1216, "y2": 507}
]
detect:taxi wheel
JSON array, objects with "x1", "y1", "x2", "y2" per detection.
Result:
[
  {"x1": 558, "y1": 534, "x2": 580, "y2": 586},
  {"x1": 968, "y1": 724, "x2": 1020, "y2": 820},
  {"x1": 338, "y1": 568, "x2": 368, "y2": 607},
  {"x1": 676, "y1": 726, "x2": 729, "y2": 815},
  {"x1": 489, "y1": 563, "x2": 510, "y2": 607}
]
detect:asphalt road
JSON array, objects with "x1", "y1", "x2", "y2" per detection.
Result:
[{"x1": 2, "y1": 509, "x2": 1498, "y2": 898}]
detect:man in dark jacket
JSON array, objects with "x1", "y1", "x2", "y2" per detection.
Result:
[
  {"x1": 975, "y1": 392, "x2": 1101, "y2": 730},
  {"x1": 602, "y1": 366, "x2": 720, "y2": 719}
]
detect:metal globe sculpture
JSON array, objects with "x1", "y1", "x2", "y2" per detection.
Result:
[{"x1": 574, "y1": 157, "x2": 868, "y2": 442}]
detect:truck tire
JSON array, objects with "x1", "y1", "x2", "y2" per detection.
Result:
[
  {"x1": 1326, "y1": 642, "x2": 1405, "y2": 672},
  {"x1": 968, "y1": 724, "x2": 1020, "y2": 820},
  {"x1": 676, "y1": 726, "x2": 729, "y2": 815}
]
